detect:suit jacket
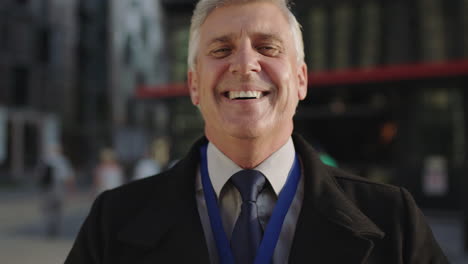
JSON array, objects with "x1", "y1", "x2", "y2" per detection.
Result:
[{"x1": 65, "y1": 135, "x2": 448, "y2": 264}]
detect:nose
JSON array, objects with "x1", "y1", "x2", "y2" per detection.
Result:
[{"x1": 229, "y1": 43, "x2": 261, "y2": 75}]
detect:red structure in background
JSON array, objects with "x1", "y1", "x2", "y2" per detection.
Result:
[{"x1": 135, "y1": 59, "x2": 468, "y2": 99}]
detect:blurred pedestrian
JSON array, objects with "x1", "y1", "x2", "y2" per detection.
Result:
[
  {"x1": 133, "y1": 137, "x2": 172, "y2": 180},
  {"x1": 37, "y1": 144, "x2": 74, "y2": 238},
  {"x1": 132, "y1": 151, "x2": 160, "y2": 181},
  {"x1": 93, "y1": 148, "x2": 124, "y2": 195}
]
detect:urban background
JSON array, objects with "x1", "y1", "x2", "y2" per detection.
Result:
[{"x1": 0, "y1": 0, "x2": 467, "y2": 263}]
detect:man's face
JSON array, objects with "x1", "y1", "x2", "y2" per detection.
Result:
[{"x1": 188, "y1": 2, "x2": 307, "y2": 142}]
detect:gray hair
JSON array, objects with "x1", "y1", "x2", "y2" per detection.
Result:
[{"x1": 188, "y1": 0, "x2": 305, "y2": 70}]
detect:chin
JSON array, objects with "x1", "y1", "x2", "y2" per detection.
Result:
[{"x1": 225, "y1": 122, "x2": 269, "y2": 140}]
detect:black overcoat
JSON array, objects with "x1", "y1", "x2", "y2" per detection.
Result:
[{"x1": 65, "y1": 135, "x2": 448, "y2": 264}]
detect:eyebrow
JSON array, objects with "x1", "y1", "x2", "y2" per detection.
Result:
[
  {"x1": 207, "y1": 33, "x2": 284, "y2": 46},
  {"x1": 207, "y1": 34, "x2": 236, "y2": 46},
  {"x1": 256, "y1": 33, "x2": 284, "y2": 45}
]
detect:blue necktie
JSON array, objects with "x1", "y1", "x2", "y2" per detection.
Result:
[{"x1": 230, "y1": 170, "x2": 266, "y2": 264}]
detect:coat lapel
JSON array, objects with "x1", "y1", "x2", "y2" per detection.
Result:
[
  {"x1": 109, "y1": 135, "x2": 384, "y2": 263},
  {"x1": 290, "y1": 135, "x2": 385, "y2": 264},
  {"x1": 116, "y1": 138, "x2": 211, "y2": 263}
]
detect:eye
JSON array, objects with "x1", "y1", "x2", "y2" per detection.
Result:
[
  {"x1": 210, "y1": 47, "x2": 232, "y2": 58},
  {"x1": 257, "y1": 45, "x2": 280, "y2": 57}
]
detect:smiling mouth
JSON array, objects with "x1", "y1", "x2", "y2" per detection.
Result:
[{"x1": 223, "y1": 91, "x2": 270, "y2": 100}]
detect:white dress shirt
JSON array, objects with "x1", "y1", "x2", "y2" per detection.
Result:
[{"x1": 195, "y1": 138, "x2": 304, "y2": 264}]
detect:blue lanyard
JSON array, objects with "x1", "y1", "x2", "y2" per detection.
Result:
[{"x1": 200, "y1": 144, "x2": 301, "y2": 264}]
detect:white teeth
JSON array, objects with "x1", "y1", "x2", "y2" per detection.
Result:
[{"x1": 228, "y1": 91, "x2": 262, "y2": 99}]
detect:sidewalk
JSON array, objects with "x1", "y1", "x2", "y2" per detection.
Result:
[
  {"x1": 425, "y1": 211, "x2": 468, "y2": 264},
  {"x1": 0, "y1": 188, "x2": 94, "y2": 264},
  {"x1": 1, "y1": 237, "x2": 73, "y2": 264}
]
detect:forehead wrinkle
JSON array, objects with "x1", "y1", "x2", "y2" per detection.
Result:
[
  {"x1": 202, "y1": 4, "x2": 290, "y2": 45},
  {"x1": 207, "y1": 33, "x2": 237, "y2": 46}
]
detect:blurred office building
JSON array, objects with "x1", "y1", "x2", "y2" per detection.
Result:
[
  {"x1": 0, "y1": 0, "x2": 78, "y2": 181},
  {"x1": 78, "y1": 0, "x2": 168, "y2": 169},
  {"x1": 0, "y1": 0, "x2": 168, "y2": 182}
]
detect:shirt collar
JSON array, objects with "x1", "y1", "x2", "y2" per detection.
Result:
[{"x1": 204, "y1": 137, "x2": 295, "y2": 197}]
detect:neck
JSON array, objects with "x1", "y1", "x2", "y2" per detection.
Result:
[{"x1": 206, "y1": 130, "x2": 292, "y2": 169}]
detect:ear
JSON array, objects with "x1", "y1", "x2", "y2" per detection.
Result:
[
  {"x1": 188, "y1": 70, "x2": 199, "y2": 105},
  {"x1": 297, "y1": 62, "x2": 308, "y2": 100}
]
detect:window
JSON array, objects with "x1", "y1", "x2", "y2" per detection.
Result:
[
  {"x1": 0, "y1": 24, "x2": 8, "y2": 50},
  {"x1": 40, "y1": 0, "x2": 50, "y2": 17},
  {"x1": 23, "y1": 122, "x2": 39, "y2": 167},
  {"x1": 16, "y1": 0, "x2": 29, "y2": 5},
  {"x1": 136, "y1": 71, "x2": 146, "y2": 86},
  {"x1": 141, "y1": 17, "x2": 148, "y2": 46},
  {"x1": 12, "y1": 67, "x2": 29, "y2": 106},
  {"x1": 37, "y1": 29, "x2": 50, "y2": 63},
  {"x1": 123, "y1": 37, "x2": 133, "y2": 66}
]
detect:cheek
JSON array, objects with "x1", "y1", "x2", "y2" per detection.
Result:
[
  {"x1": 200, "y1": 61, "x2": 230, "y2": 94},
  {"x1": 265, "y1": 64, "x2": 301, "y2": 110},
  {"x1": 262, "y1": 60, "x2": 293, "y2": 88}
]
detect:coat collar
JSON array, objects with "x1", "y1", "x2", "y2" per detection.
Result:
[
  {"x1": 290, "y1": 134, "x2": 385, "y2": 263},
  {"x1": 293, "y1": 134, "x2": 384, "y2": 236},
  {"x1": 116, "y1": 135, "x2": 385, "y2": 263}
]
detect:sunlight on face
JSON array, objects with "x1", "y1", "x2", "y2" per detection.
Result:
[{"x1": 188, "y1": 1, "x2": 307, "y2": 144}]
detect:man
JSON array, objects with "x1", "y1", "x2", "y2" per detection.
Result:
[{"x1": 65, "y1": 0, "x2": 448, "y2": 263}]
